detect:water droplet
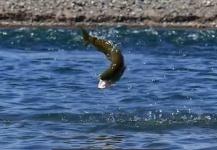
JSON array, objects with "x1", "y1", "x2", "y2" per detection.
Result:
[{"x1": 2, "y1": 32, "x2": 7, "y2": 35}]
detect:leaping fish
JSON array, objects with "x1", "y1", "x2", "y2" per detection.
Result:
[{"x1": 80, "y1": 27, "x2": 126, "y2": 89}]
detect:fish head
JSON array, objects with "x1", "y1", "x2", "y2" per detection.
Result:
[{"x1": 98, "y1": 79, "x2": 111, "y2": 89}]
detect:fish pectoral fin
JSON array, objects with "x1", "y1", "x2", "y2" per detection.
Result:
[{"x1": 99, "y1": 67, "x2": 115, "y2": 81}]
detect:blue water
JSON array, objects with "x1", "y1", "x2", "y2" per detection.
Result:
[{"x1": 0, "y1": 27, "x2": 217, "y2": 149}]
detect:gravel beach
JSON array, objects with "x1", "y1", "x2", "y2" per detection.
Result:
[{"x1": 0, "y1": 0, "x2": 217, "y2": 28}]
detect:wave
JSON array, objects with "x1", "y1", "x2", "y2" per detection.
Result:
[
  {"x1": 1, "y1": 110, "x2": 216, "y2": 131},
  {"x1": 0, "y1": 27, "x2": 216, "y2": 53}
]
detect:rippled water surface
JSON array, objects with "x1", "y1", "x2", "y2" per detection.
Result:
[{"x1": 0, "y1": 27, "x2": 217, "y2": 149}]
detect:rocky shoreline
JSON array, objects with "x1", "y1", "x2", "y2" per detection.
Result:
[{"x1": 0, "y1": 0, "x2": 217, "y2": 28}]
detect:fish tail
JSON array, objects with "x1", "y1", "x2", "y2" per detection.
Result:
[{"x1": 79, "y1": 27, "x2": 90, "y2": 46}]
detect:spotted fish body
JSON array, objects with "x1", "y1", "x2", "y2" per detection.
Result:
[{"x1": 80, "y1": 27, "x2": 126, "y2": 87}]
